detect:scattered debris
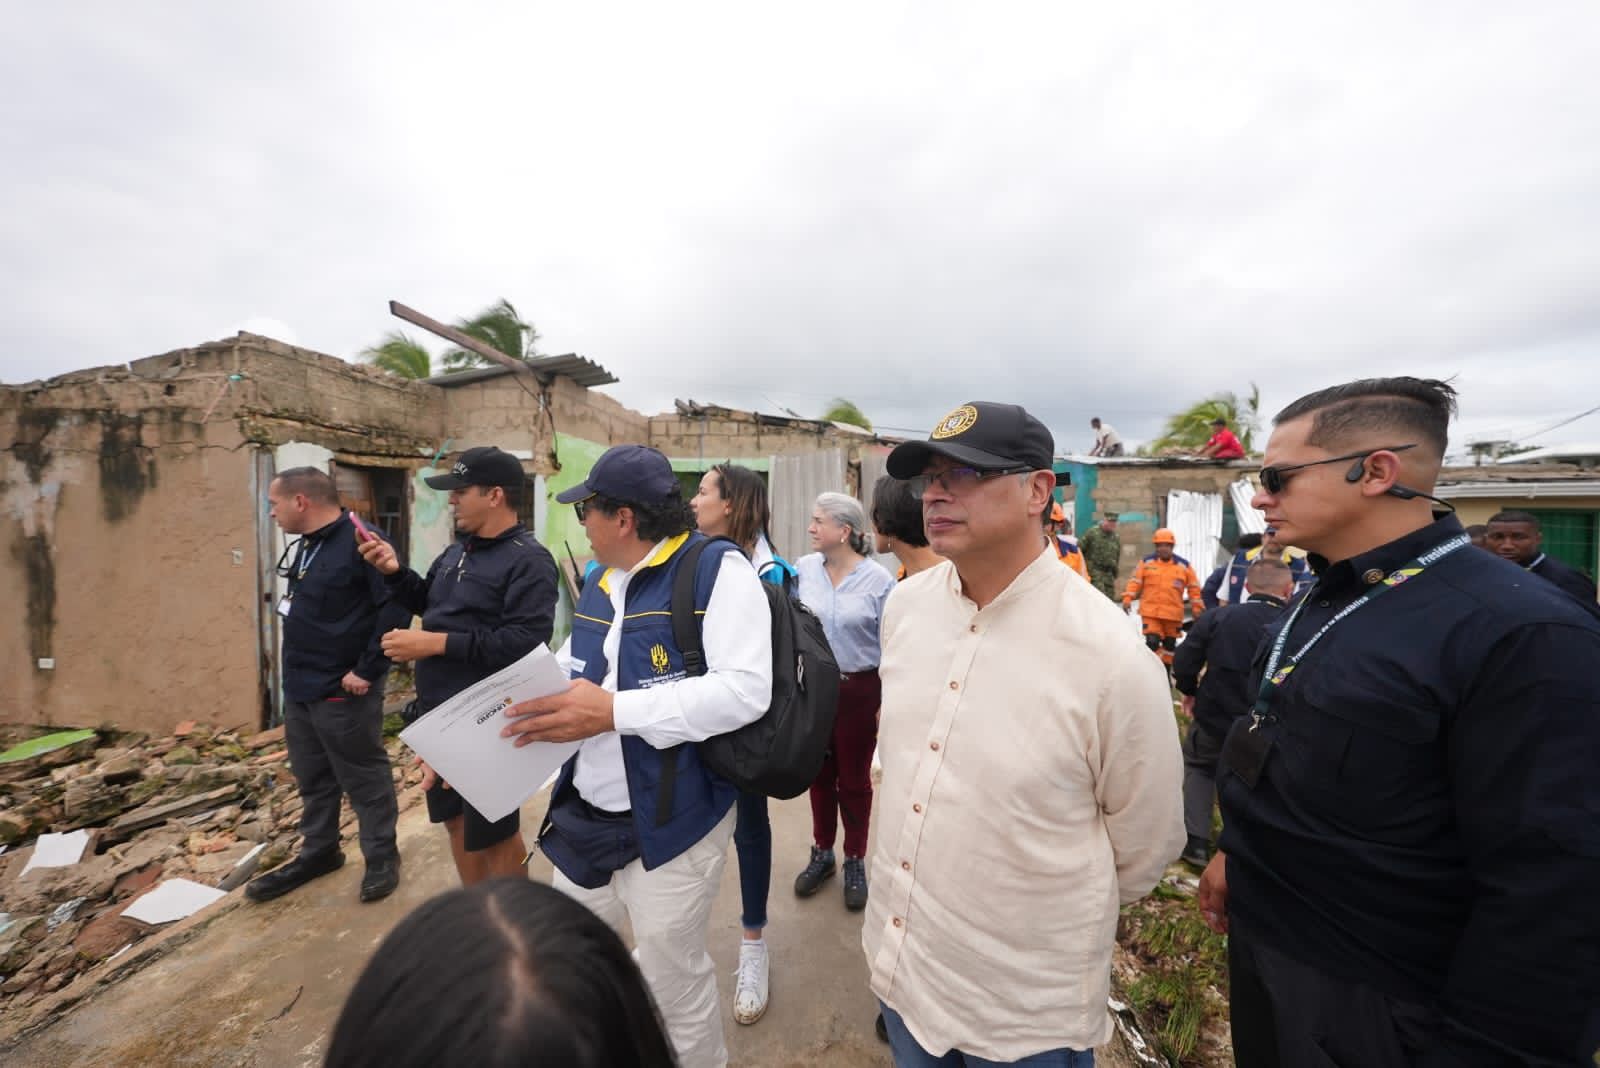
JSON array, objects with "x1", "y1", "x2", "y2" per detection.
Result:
[{"x1": 0, "y1": 716, "x2": 427, "y2": 1013}]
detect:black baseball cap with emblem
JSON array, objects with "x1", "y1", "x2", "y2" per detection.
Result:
[
  {"x1": 887, "y1": 402, "x2": 1057, "y2": 479},
  {"x1": 424, "y1": 446, "x2": 526, "y2": 490}
]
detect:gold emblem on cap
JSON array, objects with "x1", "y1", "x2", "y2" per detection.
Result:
[{"x1": 931, "y1": 404, "x2": 979, "y2": 440}]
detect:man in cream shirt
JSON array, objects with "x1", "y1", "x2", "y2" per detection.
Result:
[{"x1": 866, "y1": 402, "x2": 1184, "y2": 1066}]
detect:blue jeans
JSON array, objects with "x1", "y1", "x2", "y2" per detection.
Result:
[
  {"x1": 880, "y1": 1004, "x2": 1094, "y2": 1067},
  {"x1": 733, "y1": 790, "x2": 770, "y2": 930}
]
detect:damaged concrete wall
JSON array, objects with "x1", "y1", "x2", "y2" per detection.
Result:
[
  {"x1": 1088, "y1": 462, "x2": 1258, "y2": 584},
  {"x1": 1, "y1": 374, "x2": 259, "y2": 736}
]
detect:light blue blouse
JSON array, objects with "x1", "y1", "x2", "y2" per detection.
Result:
[{"x1": 794, "y1": 553, "x2": 896, "y2": 673}]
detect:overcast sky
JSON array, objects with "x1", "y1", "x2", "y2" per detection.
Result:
[{"x1": 5, "y1": 3, "x2": 1599, "y2": 455}]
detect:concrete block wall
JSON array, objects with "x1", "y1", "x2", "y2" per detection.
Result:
[{"x1": 1089, "y1": 462, "x2": 1255, "y2": 586}]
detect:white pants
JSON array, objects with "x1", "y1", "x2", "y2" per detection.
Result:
[{"x1": 553, "y1": 807, "x2": 735, "y2": 1068}]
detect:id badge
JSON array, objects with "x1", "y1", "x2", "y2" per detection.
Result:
[
  {"x1": 1219, "y1": 719, "x2": 1273, "y2": 789},
  {"x1": 276, "y1": 596, "x2": 292, "y2": 619}
]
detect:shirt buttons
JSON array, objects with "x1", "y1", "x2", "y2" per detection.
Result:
[
  {"x1": 912, "y1": 803, "x2": 922, "y2": 813},
  {"x1": 930, "y1": 741, "x2": 941, "y2": 751},
  {"x1": 948, "y1": 681, "x2": 959, "y2": 690},
  {"x1": 892, "y1": 917, "x2": 903, "y2": 928},
  {"x1": 901, "y1": 860, "x2": 911, "y2": 871},
  {"x1": 969, "y1": 624, "x2": 978, "y2": 633},
  {"x1": 1319, "y1": 600, "x2": 1330, "y2": 607}
]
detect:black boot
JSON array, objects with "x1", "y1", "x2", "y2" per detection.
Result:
[
  {"x1": 245, "y1": 850, "x2": 345, "y2": 902},
  {"x1": 843, "y1": 856, "x2": 869, "y2": 911},
  {"x1": 360, "y1": 857, "x2": 401, "y2": 903},
  {"x1": 1180, "y1": 835, "x2": 1210, "y2": 870},
  {"x1": 794, "y1": 846, "x2": 836, "y2": 897}
]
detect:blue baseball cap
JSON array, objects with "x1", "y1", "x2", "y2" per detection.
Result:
[{"x1": 555, "y1": 445, "x2": 679, "y2": 506}]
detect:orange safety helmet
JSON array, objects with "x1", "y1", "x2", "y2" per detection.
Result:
[
  {"x1": 1152, "y1": 527, "x2": 1177, "y2": 544},
  {"x1": 1049, "y1": 502, "x2": 1066, "y2": 522}
]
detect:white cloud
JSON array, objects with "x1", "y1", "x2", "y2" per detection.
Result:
[{"x1": 3, "y1": 2, "x2": 1598, "y2": 453}]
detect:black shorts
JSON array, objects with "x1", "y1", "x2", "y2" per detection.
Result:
[{"x1": 425, "y1": 782, "x2": 521, "y2": 852}]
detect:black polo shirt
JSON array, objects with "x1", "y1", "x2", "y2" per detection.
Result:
[
  {"x1": 385, "y1": 523, "x2": 559, "y2": 710},
  {"x1": 1527, "y1": 552, "x2": 1599, "y2": 611},
  {"x1": 280, "y1": 512, "x2": 412, "y2": 702},
  {"x1": 1171, "y1": 594, "x2": 1286, "y2": 737},
  {"x1": 1217, "y1": 515, "x2": 1600, "y2": 1064}
]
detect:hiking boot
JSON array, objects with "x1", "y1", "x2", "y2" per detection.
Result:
[
  {"x1": 245, "y1": 850, "x2": 344, "y2": 902},
  {"x1": 843, "y1": 856, "x2": 868, "y2": 911},
  {"x1": 793, "y1": 846, "x2": 836, "y2": 897},
  {"x1": 732, "y1": 939, "x2": 770, "y2": 1025},
  {"x1": 1180, "y1": 835, "x2": 1210, "y2": 870},
  {"x1": 359, "y1": 858, "x2": 401, "y2": 903}
]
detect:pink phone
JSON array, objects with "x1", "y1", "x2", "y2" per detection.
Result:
[{"x1": 351, "y1": 513, "x2": 376, "y2": 542}]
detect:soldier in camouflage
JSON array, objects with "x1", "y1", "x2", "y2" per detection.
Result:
[{"x1": 1079, "y1": 512, "x2": 1122, "y2": 598}]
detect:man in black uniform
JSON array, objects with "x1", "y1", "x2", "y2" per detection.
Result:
[
  {"x1": 1484, "y1": 509, "x2": 1599, "y2": 607},
  {"x1": 248, "y1": 467, "x2": 411, "y2": 904},
  {"x1": 1171, "y1": 557, "x2": 1291, "y2": 868},
  {"x1": 1198, "y1": 377, "x2": 1600, "y2": 1066},
  {"x1": 358, "y1": 447, "x2": 558, "y2": 886}
]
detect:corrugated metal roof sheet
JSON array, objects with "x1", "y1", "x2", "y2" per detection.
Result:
[{"x1": 426, "y1": 353, "x2": 618, "y2": 389}]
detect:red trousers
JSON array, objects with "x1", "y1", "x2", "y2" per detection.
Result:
[{"x1": 809, "y1": 669, "x2": 881, "y2": 858}]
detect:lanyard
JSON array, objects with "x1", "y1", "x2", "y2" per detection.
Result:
[
  {"x1": 1525, "y1": 553, "x2": 1546, "y2": 571},
  {"x1": 291, "y1": 539, "x2": 324, "y2": 584},
  {"x1": 1250, "y1": 533, "x2": 1470, "y2": 730}
]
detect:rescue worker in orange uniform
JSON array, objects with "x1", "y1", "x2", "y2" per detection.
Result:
[
  {"x1": 1045, "y1": 502, "x2": 1089, "y2": 579},
  {"x1": 1122, "y1": 528, "x2": 1203, "y2": 663}
]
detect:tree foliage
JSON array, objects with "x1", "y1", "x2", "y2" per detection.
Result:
[
  {"x1": 1143, "y1": 384, "x2": 1260, "y2": 456},
  {"x1": 440, "y1": 298, "x2": 541, "y2": 373},
  {"x1": 822, "y1": 397, "x2": 872, "y2": 431},
  {"x1": 360, "y1": 331, "x2": 433, "y2": 379}
]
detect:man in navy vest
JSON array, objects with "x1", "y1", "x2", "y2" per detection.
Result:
[{"x1": 503, "y1": 445, "x2": 773, "y2": 1068}]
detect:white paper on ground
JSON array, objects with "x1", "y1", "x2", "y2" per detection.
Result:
[
  {"x1": 21, "y1": 829, "x2": 91, "y2": 876},
  {"x1": 400, "y1": 645, "x2": 580, "y2": 823},
  {"x1": 122, "y1": 878, "x2": 227, "y2": 925}
]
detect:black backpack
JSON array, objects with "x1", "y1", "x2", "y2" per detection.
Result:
[{"x1": 665, "y1": 536, "x2": 840, "y2": 801}]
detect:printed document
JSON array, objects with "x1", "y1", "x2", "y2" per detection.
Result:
[{"x1": 400, "y1": 646, "x2": 578, "y2": 822}]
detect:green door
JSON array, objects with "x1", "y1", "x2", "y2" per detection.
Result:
[{"x1": 1526, "y1": 509, "x2": 1599, "y2": 579}]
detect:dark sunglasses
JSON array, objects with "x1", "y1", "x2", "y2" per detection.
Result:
[
  {"x1": 573, "y1": 497, "x2": 594, "y2": 521},
  {"x1": 1258, "y1": 444, "x2": 1416, "y2": 494}
]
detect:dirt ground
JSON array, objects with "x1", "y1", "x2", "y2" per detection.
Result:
[{"x1": 1, "y1": 781, "x2": 1154, "y2": 1068}]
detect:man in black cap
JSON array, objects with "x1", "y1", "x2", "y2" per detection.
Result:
[
  {"x1": 862, "y1": 402, "x2": 1182, "y2": 1065},
  {"x1": 246, "y1": 467, "x2": 412, "y2": 904},
  {"x1": 357, "y1": 446, "x2": 559, "y2": 885},
  {"x1": 501, "y1": 444, "x2": 773, "y2": 1067}
]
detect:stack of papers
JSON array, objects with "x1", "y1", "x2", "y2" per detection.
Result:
[{"x1": 401, "y1": 646, "x2": 580, "y2": 822}]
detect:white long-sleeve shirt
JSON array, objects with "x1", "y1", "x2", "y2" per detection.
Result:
[
  {"x1": 863, "y1": 546, "x2": 1184, "y2": 1059},
  {"x1": 563, "y1": 542, "x2": 773, "y2": 813}
]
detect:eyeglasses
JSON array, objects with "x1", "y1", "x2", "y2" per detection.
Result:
[
  {"x1": 1258, "y1": 444, "x2": 1416, "y2": 494},
  {"x1": 907, "y1": 465, "x2": 1034, "y2": 497}
]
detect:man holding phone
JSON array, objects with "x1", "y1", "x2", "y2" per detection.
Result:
[{"x1": 248, "y1": 467, "x2": 411, "y2": 905}]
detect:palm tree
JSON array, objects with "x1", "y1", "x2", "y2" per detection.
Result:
[
  {"x1": 361, "y1": 331, "x2": 433, "y2": 379},
  {"x1": 1144, "y1": 384, "x2": 1261, "y2": 455},
  {"x1": 822, "y1": 397, "x2": 872, "y2": 431},
  {"x1": 440, "y1": 299, "x2": 541, "y2": 373}
]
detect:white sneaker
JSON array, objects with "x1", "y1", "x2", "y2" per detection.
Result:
[{"x1": 733, "y1": 939, "x2": 770, "y2": 1025}]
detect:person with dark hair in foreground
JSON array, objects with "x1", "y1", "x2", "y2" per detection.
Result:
[
  {"x1": 324, "y1": 878, "x2": 676, "y2": 1068},
  {"x1": 357, "y1": 446, "x2": 559, "y2": 886},
  {"x1": 1484, "y1": 509, "x2": 1598, "y2": 607},
  {"x1": 1200, "y1": 377, "x2": 1600, "y2": 1066}
]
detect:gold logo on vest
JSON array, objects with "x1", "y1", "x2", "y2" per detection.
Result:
[
  {"x1": 650, "y1": 643, "x2": 670, "y2": 674},
  {"x1": 931, "y1": 405, "x2": 978, "y2": 440}
]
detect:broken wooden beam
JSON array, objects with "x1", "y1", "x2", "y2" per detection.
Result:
[{"x1": 110, "y1": 786, "x2": 243, "y2": 836}]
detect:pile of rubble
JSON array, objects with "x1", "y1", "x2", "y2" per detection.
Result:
[{"x1": 0, "y1": 719, "x2": 426, "y2": 1012}]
